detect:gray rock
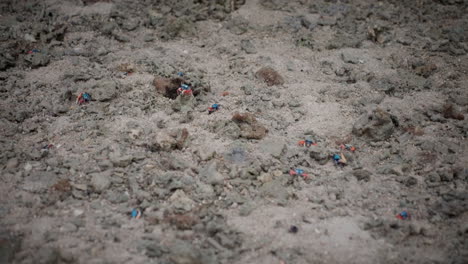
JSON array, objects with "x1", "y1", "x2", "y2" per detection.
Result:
[
  {"x1": 405, "y1": 176, "x2": 418, "y2": 187},
  {"x1": 427, "y1": 172, "x2": 441, "y2": 182},
  {"x1": 225, "y1": 191, "x2": 246, "y2": 205},
  {"x1": 196, "y1": 145, "x2": 217, "y2": 161},
  {"x1": 377, "y1": 165, "x2": 403, "y2": 176},
  {"x1": 429, "y1": 113, "x2": 444, "y2": 122},
  {"x1": 352, "y1": 169, "x2": 372, "y2": 182},
  {"x1": 284, "y1": 16, "x2": 303, "y2": 33},
  {"x1": 113, "y1": 32, "x2": 130, "y2": 42},
  {"x1": 143, "y1": 34, "x2": 155, "y2": 42},
  {"x1": 199, "y1": 161, "x2": 224, "y2": 185},
  {"x1": 97, "y1": 159, "x2": 113, "y2": 170},
  {"x1": 179, "y1": 110, "x2": 194, "y2": 124},
  {"x1": 273, "y1": 100, "x2": 285, "y2": 108},
  {"x1": 459, "y1": 222, "x2": 468, "y2": 235},
  {"x1": 450, "y1": 91, "x2": 468, "y2": 106},
  {"x1": 93, "y1": 80, "x2": 118, "y2": 102},
  {"x1": 0, "y1": 232, "x2": 21, "y2": 263},
  {"x1": 341, "y1": 51, "x2": 363, "y2": 64},
  {"x1": 145, "y1": 242, "x2": 164, "y2": 258},
  {"x1": 70, "y1": 217, "x2": 85, "y2": 228},
  {"x1": 214, "y1": 120, "x2": 241, "y2": 139},
  {"x1": 288, "y1": 101, "x2": 301, "y2": 108},
  {"x1": 259, "y1": 137, "x2": 286, "y2": 159},
  {"x1": 137, "y1": 237, "x2": 166, "y2": 258},
  {"x1": 160, "y1": 17, "x2": 196, "y2": 40},
  {"x1": 60, "y1": 223, "x2": 78, "y2": 233},
  {"x1": 154, "y1": 171, "x2": 178, "y2": 186},
  {"x1": 5, "y1": 158, "x2": 19, "y2": 170},
  {"x1": 122, "y1": 19, "x2": 139, "y2": 31},
  {"x1": 169, "y1": 240, "x2": 204, "y2": 264},
  {"x1": 0, "y1": 55, "x2": 15, "y2": 71},
  {"x1": 21, "y1": 171, "x2": 58, "y2": 192},
  {"x1": 53, "y1": 102, "x2": 69, "y2": 114},
  {"x1": 168, "y1": 156, "x2": 192, "y2": 171},
  {"x1": 172, "y1": 94, "x2": 195, "y2": 112},
  {"x1": 96, "y1": 47, "x2": 109, "y2": 56},
  {"x1": 24, "y1": 33, "x2": 37, "y2": 42},
  {"x1": 36, "y1": 247, "x2": 61, "y2": 264},
  {"x1": 258, "y1": 170, "x2": 282, "y2": 183},
  {"x1": 318, "y1": 16, "x2": 337, "y2": 26},
  {"x1": 438, "y1": 167, "x2": 454, "y2": 182},
  {"x1": 28, "y1": 148, "x2": 46, "y2": 160},
  {"x1": 357, "y1": 94, "x2": 385, "y2": 106},
  {"x1": 240, "y1": 85, "x2": 253, "y2": 95},
  {"x1": 300, "y1": 14, "x2": 318, "y2": 30},
  {"x1": 240, "y1": 39, "x2": 256, "y2": 54},
  {"x1": 100, "y1": 22, "x2": 117, "y2": 35},
  {"x1": 174, "y1": 128, "x2": 190, "y2": 150},
  {"x1": 369, "y1": 78, "x2": 396, "y2": 95},
  {"x1": 309, "y1": 146, "x2": 330, "y2": 165},
  {"x1": 352, "y1": 108, "x2": 396, "y2": 141},
  {"x1": 148, "y1": 131, "x2": 177, "y2": 152},
  {"x1": 91, "y1": 172, "x2": 111, "y2": 192},
  {"x1": 169, "y1": 190, "x2": 196, "y2": 213},
  {"x1": 147, "y1": 10, "x2": 164, "y2": 27},
  {"x1": 269, "y1": 248, "x2": 303, "y2": 264},
  {"x1": 259, "y1": 180, "x2": 289, "y2": 205},
  {"x1": 239, "y1": 203, "x2": 255, "y2": 216},
  {"x1": 109, "y1": 152, "x2": 133, "y2": 167},
  {"x1": 226, "y1": 16, "x2": 249, "y2": 35},
  {"x1": 27, "y1": 52, "x2": 49, "y2": 68},
  {"x1": 409, "y1": 223, "x2": 427, "y2": 236},
  {"x1": 224, "y1": 142, "x2": 248, "y2": 164},
  {"x1": 72, "y1": 183, "x2": 88, "y2": 192},
  {"x1": 453, "y1": 166, "x2": 468, "y2": 181},
  {"x1": 216, "y1": 232, "x2": 236, "y2": 249},
  {"x1": 90, "y1": 200, "x2": 102, "y2": 210},
  {"x1": 107, "y1": 191, "x2": 129, "y2": 204},
  {"x1": 195, "y1": 182, "x2": 215, "y2": 200}
]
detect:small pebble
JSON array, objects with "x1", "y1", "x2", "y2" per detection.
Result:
[
  {"x1": 6, "y1": 158, "x2": 19, "y2": 169},
  {"x1": 288, "y1": 225, "x2": 298, "y2": 234}
]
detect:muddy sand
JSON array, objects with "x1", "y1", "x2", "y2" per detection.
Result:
[{"x1": 0, "y1": 0, "x2": 467, "y2": 263}]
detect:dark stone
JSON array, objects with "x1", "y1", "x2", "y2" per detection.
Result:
[
  {"x1": 352, "y1": 108, "x2": 396, "y2": 141},
  {"x1": 240, "y1": 39, "x2": 256, "y2": 54},
  {"x1": 26, "y1": 52, "x2": 50, "y2": 68},
  {"x1": 0, "y1": 55, "x2": 15, "y2": 71},
  {"x1": 0, "y1": 232, "x2": 22, "y2": 263},
  {"x1": 405, "y1": 176, "x2": 418, "y2": 187},
  {"x1": 309, "y1": 146, "x2": 330, "y2": 165},
  {"x1": 226, "y1": 16, "x2": 249, "y2": 35},
  {"x1": 353, "y1": 169, "x2": 372, "y2": 182},
  {"x1": 288, "y1": 225, "x2": 298, "y2": 233}
]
